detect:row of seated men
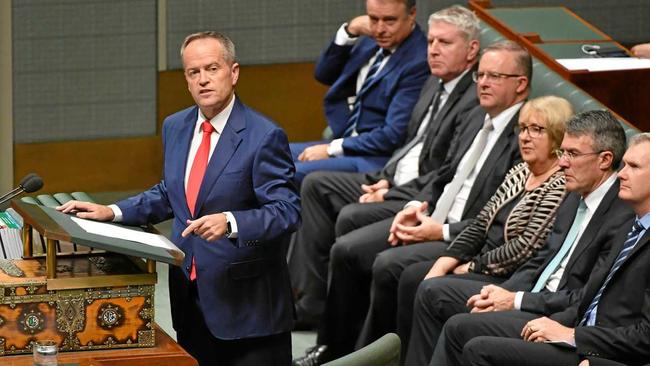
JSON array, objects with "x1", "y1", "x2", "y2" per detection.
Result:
[{"x1": 287, "y1": 1, "x2": 650, "y2": 366}]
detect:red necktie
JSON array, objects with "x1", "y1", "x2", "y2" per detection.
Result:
[{"x1": 187, "y1": 120, "x2": 214, "y2": 281}]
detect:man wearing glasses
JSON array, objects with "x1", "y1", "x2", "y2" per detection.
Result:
[
  {"x1": 296, "y1": 40, "x2": 528, "y2": 365},
  {"x1": 420, "y1": 110, "x2": 634, "y2": 366},
  {"x1": 443, "y1": 131, "x2": 650, "y2": 366}
]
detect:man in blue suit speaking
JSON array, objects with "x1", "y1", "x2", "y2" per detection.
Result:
[
  {"x1": 290, "y1": 0, "x2": 428, "y2": 184},
  {"x1": 58, "y1": 32, "x2": 301, "y2": 366}
]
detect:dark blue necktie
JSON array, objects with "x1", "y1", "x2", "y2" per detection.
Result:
[
  {"x1": 344, "y1": 48, "x2": 390, "y2": 137},
  {"x1": 580, "y1": 219, "x2": 644, "y2": 325}
]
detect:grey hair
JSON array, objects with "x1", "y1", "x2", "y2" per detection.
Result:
[
  {"x1": 565, "y1": 110, "x2": 627, "y2": 168},
  {"x1": 428, "y1": 5, "x2": 480, "y2": 42},
  {"x1": 180, "y1": 31, "x2": 236, "y2": 65},
  {"x1": 482, "y1": 40, "x2": 532, "y2": 83},
  {"x1": 628, "y1": 132, "x2": 650, "y2": 147}
]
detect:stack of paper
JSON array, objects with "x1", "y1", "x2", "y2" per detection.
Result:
[
  {"x1": 0, "y1": 211, "x2": 23, "y2": 259},
  {"x1": 557, "y1": 57, "x2": 650, "y2": 72}
]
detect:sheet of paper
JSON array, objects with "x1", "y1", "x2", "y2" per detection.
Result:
[
  {"x1": 557, "y1": 57, "x2": 650, "y2": 72},
  {"x1": 71, "y1": 216, "x2": 177, "y2": 251}
]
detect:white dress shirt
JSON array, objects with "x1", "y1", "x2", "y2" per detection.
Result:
[
  {"x1": 111, "y1": 96, "x2": 239, "y2": 237},
  {"x1": 328, "y1": 23, "x2": 395, "y2": 157},
  {"x1": 393, "y1": 70, "x2": 469, "y2": 186},
  {"x1": 440, "y1": 102, "x2": 523, "y2": 240}
]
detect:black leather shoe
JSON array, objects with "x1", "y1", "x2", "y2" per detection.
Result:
[
  {"x1": 292, "y1": 345, "x2": 331, "y2": 366},
  {"x1": 294, "y1": 303, "x2": 321, "y2": 331}
]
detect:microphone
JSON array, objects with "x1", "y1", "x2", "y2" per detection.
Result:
[{"x1": 0, "y1": 173, "x2": 44, "y2": 205}]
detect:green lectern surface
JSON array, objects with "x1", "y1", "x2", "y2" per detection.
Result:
[{"x1": 12, "y1": 200, "x2": 184, "y2": 266}]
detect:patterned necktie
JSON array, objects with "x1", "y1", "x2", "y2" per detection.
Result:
[
  {"x1": 186, "y1": 120, "x2": 214, "y2": 281},
  {"x1": 430, "y1": 117, "x2": 494, "y2": 223},
  {"x1": 344, "y1": 48, "x2": 390, "y2": 137},
  {"x1": 580, "y1": 219, "x2": 644, "y2": 325},
  {"x1": 418, "y1": 82, "x2": 447, "y2": 169},
  {"x1": 385, "y1": 83, "x2": 445, "y2": 169},
  {"x1": 531, "y1": 200, "x2": 588, "y2": 292}
]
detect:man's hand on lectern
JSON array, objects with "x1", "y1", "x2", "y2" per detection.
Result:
[{"x1": 56, "y1": 200, "x2": 115, "y2": 221}]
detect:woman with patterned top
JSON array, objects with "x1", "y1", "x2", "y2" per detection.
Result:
[{"x1": 356, "y1": 95, "x2": 573, "y2": 356}]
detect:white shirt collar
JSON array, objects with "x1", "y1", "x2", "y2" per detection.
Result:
[
  {"x1": 485, "y1": 101, "x2": 523, "y2": 134},
  {"x1": 583, "y1": 173, "x2": 617, "y2": 212},
  {"x1": 196, "y1": 94, "x2": 236, "y2": 135},
  {"x1": 441, "y1": 68, "x2": 471, "y2": 95}
]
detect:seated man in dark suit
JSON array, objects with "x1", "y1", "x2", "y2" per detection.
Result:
[
  {"x1": 293, "y1": 40, "x2": 529, "y2": 365},
  {"x1": 406, "y1": 110, "x2": 633, "y2": 365},
  {"x1": 441, "y1": 132, "x2": 650, "y2": 366},
  {"x1": 289, "y1": 4, "x2": 480, "y2": 328},
  {"x1": 290, "y1": 0, "x2": 428, "y2": 183}
]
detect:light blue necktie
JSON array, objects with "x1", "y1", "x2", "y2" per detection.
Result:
[
  {"x1": 344, "y1": 48, "x2": 389, "y2": 137},
  {"x1": 531, "y1": 200, "x2": 588, "y2": 292},
  {"x1": 580, "y1": 219, "x2": 644, "y2": 325}
]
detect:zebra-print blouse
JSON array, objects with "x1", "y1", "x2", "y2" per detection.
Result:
[{"x1": 444, "y1": 162, "x2": 566, "y2": 276}]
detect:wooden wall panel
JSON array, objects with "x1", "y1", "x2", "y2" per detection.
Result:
[
  {"x1": 14, "y1": 137, "x2": 162, "y2": 194},
  {"x1": 158, "y1": 62, "x2": 328, "y2": 142},
  {"x1": 15, "y1": 62, "x2": 328, "y2": 193}
]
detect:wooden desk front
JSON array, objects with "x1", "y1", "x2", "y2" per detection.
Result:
[{"x1": 2, "y1": 324, "x2": 197, "y2": 366}]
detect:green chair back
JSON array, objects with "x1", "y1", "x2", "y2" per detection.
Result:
[{"x1": 322, "y1": 333, "x2": 401, "y2": 366}]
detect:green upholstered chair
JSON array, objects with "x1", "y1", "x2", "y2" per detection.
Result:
[{"x1": 322, "y1": 333, "x2": 401, "y2": 366}]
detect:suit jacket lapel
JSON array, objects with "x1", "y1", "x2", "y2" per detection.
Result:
[
  {"x1": 360, "y1": 25, "x2": 420, "y2": 95},
  {"x1": 620, "y1": 225, "x2": 650, "y2": 267},
  {"x1": 534, "y1": 193, "x2": 580, "y2": 279},
  {"x1": 173, "y1": 107, "x2": 199, "y2": 218},
  {"x1": 561, "y1": 181, "x2": 620, "y2": 283},
  {"x1": 429, "y1": 70, "x2": 474, "y2": 138},
  {"x1": 335, "y1": 42, "x2": 378, "y2": 95},
  {"x1": 463, "y1": 111, "x2": 519, "y2": 214},
  {"x1": 405, "y1": 77, "x2": 439, "y2": 141},
  {"x1": 361, "y1": 42, "x2": 408, "y2": 95},
  {"x1": 579, "y1": 223, "x2": 650, "y2": 315},
  {"x1": 453, "y1": 111, "x2": 484, "y2": 166},
  {"x1": 193, "y1": 98, "x2": 244, "y2": 216}
]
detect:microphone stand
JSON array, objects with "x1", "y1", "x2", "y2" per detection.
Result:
[{"x1": 0, "y1": 187, "x2": 26, "y2": 206}]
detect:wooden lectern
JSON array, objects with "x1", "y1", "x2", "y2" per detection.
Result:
[{"x1": 0, "y1": 200, "x2": 194, "y2": 365}]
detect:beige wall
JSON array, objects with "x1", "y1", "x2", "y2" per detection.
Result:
[{"x1": 0, "y1": 0, "x2": 13, "y2": 193}]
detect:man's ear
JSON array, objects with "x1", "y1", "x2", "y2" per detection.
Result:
[
  {"x1": 598, "y1": 150, "x2": 615, "y2": 171},
  {"x1": 231, "y1": 62, "x2": 240, "y2": 86}
]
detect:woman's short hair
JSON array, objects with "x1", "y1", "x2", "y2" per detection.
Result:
[{"x1": 520, "y1": 95, "x2": 573, "y2": 151}]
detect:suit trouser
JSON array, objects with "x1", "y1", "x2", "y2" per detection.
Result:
[
  {"x1": 436, "y1": 311, "x2": 579, "y2": 366},
  {"x1": 288, "y1": 171, "x2": 405, "y2": 317},
  {"x1": 356, "y1": 244, "x2": 446, "y2": 352},
  {"x1": 316, "y1": 227, "x2": 455, "y2": 359},
  {"x1": 404, "y1": 275, "x2": 504, "y2": 366},
  {"x1": 175, "y1": 281, "x2": 292, "y2": 366},
  {"x1": 288, "y1": 170, "x2": 364, "y2": 317}
]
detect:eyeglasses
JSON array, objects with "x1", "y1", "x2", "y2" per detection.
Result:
[
  {"x1": 472, "y1": 71, "x2": 523, "y2": 83},
  {"x1": 518, "y1": 124, "x2": 546, "y2": 138},
  {"x1": 554, "y1": 149, "x2": 604, "y2": 160}
]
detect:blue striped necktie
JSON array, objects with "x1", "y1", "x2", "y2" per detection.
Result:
[
  {"x1": 580, "y1": 219, "x2": 644, "y2": 325},
  {"x1": 531, "y1": 199, "x2": 588, "y2": 292},
  {"x1": 344, "y1": 48, "x2": 390, "y2": 137}
]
